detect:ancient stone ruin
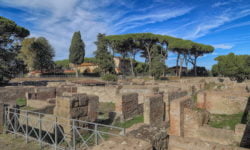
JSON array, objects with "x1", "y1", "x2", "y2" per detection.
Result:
[{"x1": 0, "y1": 77, "x2": 250, "y2": 150}]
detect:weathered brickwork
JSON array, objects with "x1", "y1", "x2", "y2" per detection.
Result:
[
  {"x1": 144, "y1": 94, "x2": 164, "y2": 127},
  {"x1": 169, "y1": 95, "x2": 191, "y2": 136},
  {"x1": 0, "y1": 87, "x2": 34, "y2": 104},
  {"x1": 168, "y1": 90, "x2": 188, "y2": 102},
  {"x1": 116, "y1": 93, "x2": 140, "y2": 121},
  {"x1": 54, "y1": 93, "x2": 98, "y2": 122},
  {"x1": 197, "y1": 90, "x2": 249, "y2": 114}
]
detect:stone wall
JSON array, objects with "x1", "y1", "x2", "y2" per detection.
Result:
[
  {"x1": 26, "y1": 86, "x2": 77, "y2": 108},
  {"x1": 54, "y1": 93, "x2": 98, "y2": 121},
  {"x1": 77, "y1": 85, "x2": 160, "y2": 104},
  {"x1": 183, "y1": 107, "x2": 208, "y2": 137},
  {"x1": 168, "y1": 90, "x2": 188, "y2": 102},
  {"x1": 0, "y1": 87, "x2": 34, "y2": 104},
  {"x1": 169, "y1": 95, "x2": 192, "y2": 136},
  {"x1": 197, "y1": 90, "x2": 249, "y2": 114},
  {"x1": 180, "y1": 106, "x2": 245, "y2": 146},
  {"x1": 77, "y1": 85, "x2": 120, "y2": 103},
  {"x1": 116, "y1": 93, "x2": 141, "y2": 121},
  {"x1": 168, "y1": 135, "x2": 248, "y2": 150},
  {"x1": 128, "y1": 125, "x2": 168, "y2": 150},
  {"x1": 144, "y1": 94, "x2": 164, "y2": 127},
  {"x1": 119, "y1": 85, "x2": 159, "y2": 103}
]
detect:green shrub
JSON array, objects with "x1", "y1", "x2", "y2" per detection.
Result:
[
  {"x1": 16, "y1": 98, "x2": 26, "y2": 107},
  {"x1": 115, "y1": 115, "x2": 144, "y2": 128},
  {"x1": 101, "y1": 74, "x2": 117, "y2": 82}
]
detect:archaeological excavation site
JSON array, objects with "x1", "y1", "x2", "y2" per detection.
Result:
[{"x1": 0, "y1": 77, "x2": 249, "y2": 150}]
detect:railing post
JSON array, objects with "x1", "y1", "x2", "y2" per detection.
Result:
[
  {"x1": 95, "y1": 124, "x2": 98, "y2": 145},
  {"x1": 39, "y1": 114, "x2": 42, "y2": 148},
  {"x1": 72, "y1": 120, "x2": 76, "y2": 150},
  {"x1": 3, "y1": 106, "x2": 7, "y2": 134},
  {"x1": 14, "y1": 108, "x2": 17, "y2": 138},
  {"x1": 122, "y1": 128, "x2": 125, "y2": 136},
  {"x1": 54, "y1": 116, "x2": 57, "y2": 150},
  {"x1": 25, "y1": 111, "x2": 28, "y2": 143}
]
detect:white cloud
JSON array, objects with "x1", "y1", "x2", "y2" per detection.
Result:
[
  {"x1": 183, "y1": 7, "x2": 250, "y2": 39},
  {"x1": 114, "y1": 7, "x2": 194, "y2": 32},
  {"x1": 1, "y1": 0, "x2": 119, "y2": 60},
  {"x1": 0, "y1": 0, "x2": 194, "y2": 60},
  {"x1": 213, "y1": 44, "x2": 234, "y2": 49},
  {"x1": 215, "y1": 21, "x2": 250, "y2": 32},
  {"x1": 1, "y1": 0, "x2": 249, "y2": 61},
  {"x1": 212, "y1": 1, "x2": 231, "y2": 8}
]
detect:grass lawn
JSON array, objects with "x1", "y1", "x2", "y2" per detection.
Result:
[
  {"x1": 16, "y1": 98, "x2": 26, "y2": 107},
  {"x1": 115, "y1": 115, "x2": 144, "y2": 128},
  {"x1": 208, "y1": 112, "x2": 244, "y2": 130}
]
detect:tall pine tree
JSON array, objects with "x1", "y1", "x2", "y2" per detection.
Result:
[
  {"x1": 0, "y1": 16, "x2": 29, "y2": 83},
  {"x1": 69, "y1": 31, "x2": 85, "y2": 77},
  {"x1": 94, "y1": 33, "x2": 115, "y2": 74}
]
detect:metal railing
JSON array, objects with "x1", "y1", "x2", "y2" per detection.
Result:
[{"x1": 4, "y1": 107, "x2": 125, "y2": 150}]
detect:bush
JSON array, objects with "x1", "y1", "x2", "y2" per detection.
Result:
[
  {"x1": 101, "y1": 74, "x2": 117, "y2": 82},
  {"x1": 16, "y1": 98, "x2": 26, "y2": 107},
  {"x1": 114, "y1": 115, "x2": 144, "y2": 128}
]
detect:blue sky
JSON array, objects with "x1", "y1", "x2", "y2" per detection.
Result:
[{"x1": 0, "y1": 0, "x2": 250, "y2": 69}]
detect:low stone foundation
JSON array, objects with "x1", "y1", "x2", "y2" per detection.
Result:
[{"x1": 168, "y1": 135, "x2": 248, "y2": 150}]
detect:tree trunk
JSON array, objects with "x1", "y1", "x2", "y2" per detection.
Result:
[
  {"x1": 194, "y1": 56, "x2": 197, "y2": 76},
  {"x1": 75, "y1": 67, "x2": 79, "y2": 77},
  {"x1": 122, "y1": 54, "x2": 126, "y2": 76},
  {"x1": 178, "y1": 55, "x2": 184, "y2": 78},
  {"x1": 146, "y1": 46, "x2": 152, "y2": 75},
  {"x1": 184, "y1": 54, "x2": 188, "y2": 75},
  {"x1": 129, "y1": 56, "x2": 135, "y2": 77},
  {"x1": 176, "y1": 53, "x2": 180, "y2": 76}
]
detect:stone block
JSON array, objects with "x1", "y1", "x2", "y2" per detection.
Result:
[
  {"x1": 77, "y1": 94, "x2": 89, "y2": 107},
  {"x1": 70, "y1": 107, "x2": 88, "y2": 118}
]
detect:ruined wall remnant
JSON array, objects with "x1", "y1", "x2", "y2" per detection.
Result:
[
  {"x1": 116, "y1": 93, "x2": 141, "y2": 121},
  {"x1": 119, "y1": 85, "x2": 159, "y2": 103},
  {"x1": 183, "y1": 108, "x2": 209, "y2": 138},
  {"x1": 77, "y1": 85, "x2": 120, "y2": 103},
  {"x1": 197, "y1": 90, "x2": 249, "y2": 114},
  {"x1": 144, "y1": 94, "x2": 164, "y2": 127},
  {"x1": 169, "y1": 95, "x2": 191, "y2": 136},
  {"x1": 128, "y1": 125, "x2": 169, "y2": 150},
  {"x1": 168, "y1": 90, "x2": 188, "y2": 102},
  {"x1": 0, "y1": 87, "x2": 34, "y2": 104},
  {"x1": 54, "y1": 93, "x2": 99, "y2": 122},
  {"x1": 26, "y1": 86, "x2": 77, "y2": 109}
]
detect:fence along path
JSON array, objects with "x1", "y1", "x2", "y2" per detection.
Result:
[{"x1": 4, "y1": 107, "x2": 125, "y2": 150}]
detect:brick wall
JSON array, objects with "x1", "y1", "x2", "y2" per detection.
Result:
[
  {"x1": 144, "y1": 94, "x2": 164, "y2": 127},
  {"x1": 0, "y1": 87, "x2": 34, "y2": 104},
  {"x1": 169, "y1": 95, "x2": 191, "y2": 136},
  {"x1": 116, "y1": 93, "x2": 140, "y2": 121}
]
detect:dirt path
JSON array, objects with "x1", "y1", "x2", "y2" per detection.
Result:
[{"x1": 0, "y1": 134, "x2": 50, "y2": 150}]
